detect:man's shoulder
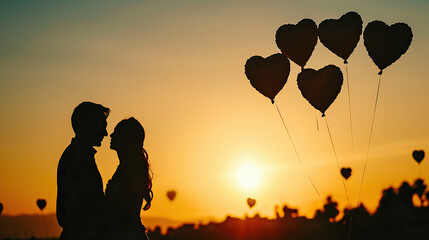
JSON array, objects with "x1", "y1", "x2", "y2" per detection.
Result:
[{"x1": 58, "y1": 142, "x2": 75, "y2": 170}]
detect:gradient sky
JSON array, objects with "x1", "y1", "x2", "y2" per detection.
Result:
[{"x1": 0, "y1": 0, "x2": 428, "y2": 223}]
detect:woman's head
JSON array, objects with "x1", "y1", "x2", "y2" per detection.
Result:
[
  {"x1": 110, "y1": 117, "x2": 145, "y2": 152},
  {"x1": 110, "y1": 117, "x2": 153, "y2": 210}
]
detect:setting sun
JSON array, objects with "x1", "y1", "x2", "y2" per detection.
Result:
[{"x1": 236, "y1": 164, "x2": 261, "y2": 190}]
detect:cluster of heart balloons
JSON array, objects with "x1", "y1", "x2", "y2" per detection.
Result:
[{"x1": 245, "y1": 12, "x2": 412, "y2": 116}]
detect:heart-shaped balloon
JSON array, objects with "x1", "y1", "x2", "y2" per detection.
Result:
[
  {"x1": 167, "y1": 190, "x2": 176, "y2": 201},
  {"x1": 247, "y1": 198, "x2": 256, "y2": 208},
  {"x1": 297, "y1": 65, "x2": 343, "y2": 116},
  {"x1": 341, "y1": 167, "x2": 352, "y2": 180},
  {"x1": 36, "y1": 199, "x2": 46, "y2": 211},
  {"x1": 364, "y1": 21, "x2": 412, "y2": 74},
  {"x1": 245, "y1": 53, "x2": 290, "y2": 103},
  {"x1": 318, "y1": 12, "x2": 363, "y2": 63},
  {"x1": 413, "y1": 150, "x2": 425, "y2": 164},
  {"x1": 276, "y1": 19, "x2": 318, "y2": 68},
  {"x1": 0, "y1": 203, "x2": 3, "y2": 215}
]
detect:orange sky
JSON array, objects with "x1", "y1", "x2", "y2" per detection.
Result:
[{"x1": 0, "y1": 0, "x2": 428, "y2": 223}]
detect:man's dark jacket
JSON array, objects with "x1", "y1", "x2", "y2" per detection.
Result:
[{"x1": 57, "y1": 138, "x2": 106, "y2": 240}]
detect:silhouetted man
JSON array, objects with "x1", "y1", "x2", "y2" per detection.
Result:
[{"x1": 57, "y1": 102, "x2": 109, "y2": 240}]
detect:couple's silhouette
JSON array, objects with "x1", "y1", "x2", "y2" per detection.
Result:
[{"x1": 56, "y1": 102, "x2": 153, "y2": 240}]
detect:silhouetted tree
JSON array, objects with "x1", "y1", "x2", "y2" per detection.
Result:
[
  {"x1": 282, "y1": 205, "x2": 298, "y2": 218},
  {"x1": 425, "y1": 191, "x2": 429, "y2": 206},
  {"x1": 274, "y1": 205, "x2": 280, "y2": 219},
  {"x1": 314, "y1": 209, "x2": 324, "y2": 220},
  {"x1": 147, "y1": 226, "x2": 163, "y2": 240},
  {"x1": 413, "y1": 179, "x2": 427, "y2": 206},
  {"x1": 378, "y1": 187, "x2": 397, "y2": 211},
  {"x1": 324, "y1": 196, "x2": 339, "y2": 222},
  {"x1": 398, "y1": 181, "x2": 414, "y2": 208}
]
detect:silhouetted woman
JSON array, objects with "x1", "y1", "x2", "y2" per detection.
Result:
[{"x1": 105, "y1": 117, "x2": 153, "y2": 240}]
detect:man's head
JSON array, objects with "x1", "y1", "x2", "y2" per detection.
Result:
[{"x1": 71, "y1": 102, "x2": 110, "y2": 147}]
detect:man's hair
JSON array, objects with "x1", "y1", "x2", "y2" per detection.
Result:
[{"x1": 71, "y1": 102, "x2": 110, "y2": 135}]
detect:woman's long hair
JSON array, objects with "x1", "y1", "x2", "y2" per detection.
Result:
[
  {"x1": 142, "y1": 147, "x2": 153, "y2": 210},
  {"x1": 117, "y1": 117, "x2": 153, "y2": 210}
]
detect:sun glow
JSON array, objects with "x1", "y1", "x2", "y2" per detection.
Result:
[{"x1": 236, "y1": 164, "x2": 261, "y2": 190}]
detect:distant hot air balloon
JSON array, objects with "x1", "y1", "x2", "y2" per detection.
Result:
[
  {"x1": 318, "y1": 12, "x2": 363, "y2": 63},
  {"x1": 0, "y1": 203, "x2": 3, "y2": 215},
  {"x1": 413, "y1": 150, "x2": 425, "y2": 164},
  {"x1": 276, "y1": 19, "x2": 318, "y2": 69},
  {"x1": 245, "y1": 53, "x2": 290, "y2": 103},
  {"x1": 167, "y1": 190, "x2": 176, "y2": 201},
  {"x1": 247, "y1": 198, "x2": 256, "y2": 209},
  {"x1": 297, "y1": 65, "x2": 344, "y2": 117},
  {"x1": 36, "y1": 199, "x2": 46, "y2": 211},
  {"x1": 363, "y1": 21, "x2": 412, "y2": 75},
  {"x1": 341, "y1": 167, "x2": 352, "y2": 180}
]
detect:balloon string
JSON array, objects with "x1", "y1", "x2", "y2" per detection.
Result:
[
  {"x1": 345, "y1": 180, "x2": 353, "y2": 240},
  {"x1": 419, "y1": 164, "x2": 422, "y2": 179},
  {"x1": 345, "y1": 65, "x2": 355, "y2": 239},
  {"x1": 345, "y1": 66, "x2": 355, "y2": 240},
  {"x1": 345, "y1": 64, "x2": 354, "y2": 153},
  {"x1": 275, "y1": 103, "x2": 325, "y2": 205},
  {"x1": 324, "y1": 116, "x2": 351, "y2": 209},
  {"x1": 356, "y1": 75, "x2": 382, "y2": 208}
]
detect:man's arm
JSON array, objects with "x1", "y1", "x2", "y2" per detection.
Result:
[{"x1": 57, "y1": 154, "x2": 80, "y2": 228}]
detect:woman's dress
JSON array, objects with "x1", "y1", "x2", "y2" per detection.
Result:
[{"x1": 105, "y1": 162, "x2": 149, "y2": 240}]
